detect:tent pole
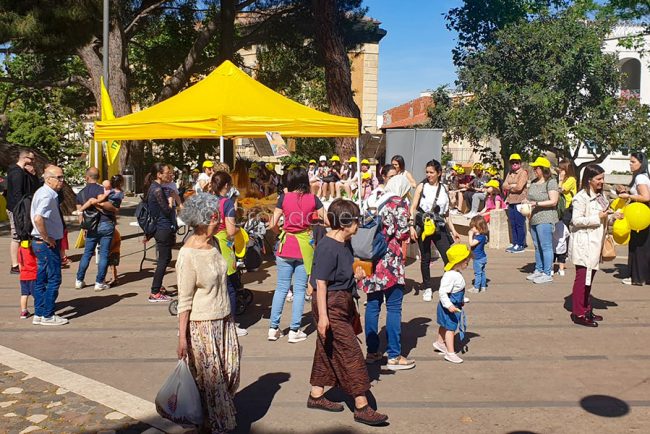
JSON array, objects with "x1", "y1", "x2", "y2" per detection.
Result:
[
  {"x1": 356, "y1": 137, "x2": 362, "y2": 210},
  {"x1": 220, "y1": 136, "x2": 224, "y2": 163}
]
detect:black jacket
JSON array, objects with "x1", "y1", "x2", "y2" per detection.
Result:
[{"x1": 6, "y1": 164, "x2": 40, "y2": 210}]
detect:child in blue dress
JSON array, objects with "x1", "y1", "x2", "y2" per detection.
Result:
[
  {"x1": 468, "y1": 215, "x2": 489, "y2": 293},
  {"x1": 433, "y1": 243, "x2": 471, "y2": 364}
]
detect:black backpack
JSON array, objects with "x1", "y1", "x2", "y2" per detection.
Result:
[
  {"x1": 136, "y1": 200, "x2": 157, "y2": 237},
  {"x1": 12, "y1": 195, "x2": 33, "y2": 241}
]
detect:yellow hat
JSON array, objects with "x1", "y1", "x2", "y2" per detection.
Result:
[
  {"x1": 20, "y1": 240, "x2": 30, "y2": 249},
  {"x1": 530, "y1": 156, "x2": 551, "y2": 168},
  {"x1": 509, "y1": 153, "x2": 522, "y2": 161},
  {"x1": 421, "y1": 216, "x2": 436, "y2": 241},
  {"x1": 362, "y1": 172, "x2": 372, "y2": 180},
  {"x1": 486, "y1": 166, "x2": 498, "y2": 176},
  {"x1": 472, "y1": 162, "x2": 484, "y2": 170},
  {"x1": 309, "y1": 159, "x2": 317, "y2": 164},
  {"x1": 265, "y1": 163, "x2": 275, "y2": 171},
  {"x1": 202, "y1": 160, "x2": 214, "y2": 168},
  {"x1": 361, "y1": 159, "x2": 370, "y2": 165},
  {"x1": 348, "y1": 156, "x2": 358, "y2": 163},
  {"x1": 485, "y1": 179, "x2": 500, "y2": 190},
  {"x1": 456, "y1": 167, "x2": 466, "y2": 175},
  {"x1": 444, "y1": 244, "x2": 472, "y2": 271},
  {"x1": 234, "y1": 228, "x2": 249, "y2": 258},
  {"x1": 330, "y1": 155, "x2": 340, "y2": 162}
]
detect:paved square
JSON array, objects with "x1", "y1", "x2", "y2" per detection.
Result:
[{"x1": 1, "y1": 203, "x2": 649, "y2": 433}]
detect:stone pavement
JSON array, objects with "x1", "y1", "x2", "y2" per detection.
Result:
[
  {"x1": 1, "y1": 200, "x2": 650, "y2": 433},
  {"x1": 0, "y1": 363, "x2": 150, "y2": 433}
]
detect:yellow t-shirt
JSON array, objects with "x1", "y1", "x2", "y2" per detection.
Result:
[{"x1": 561, "y1": 177, "x2": 577, "y2": 208}]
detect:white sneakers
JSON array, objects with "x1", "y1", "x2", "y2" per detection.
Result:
[
  {"x1": 74, "y1": 280, "x2": 85, "y2": 290},
  {"x1": 422, "y1": 288, "x2": 433, "y2": 302},
  {"x1": 444, "y1": 352, "x2": 463, "y2": 364},
  {"x1": 268, "y1": 328, "x2": 308, "y2": 343},
  {"x1": 288, "y1": 330, "x2": 307, "y2": 343},
  {"x1": 526, "y1": 270, "x2": 543, "y2": 281},
  {"x1": 432, "y1": 341, "x2": 447, "y2": 354},
  {"x1": 94, "y1": 282, "x2": 110, "y2": 291},
  {"x1": 39, "y1": 315, "x2": 69, "y2": 326},
  {"x1": 268, "y1": 328, "x2": 283, "y2": 341},
  {"x1": 236, "y1": 326, "x2": 248, "y2": 337},
  {"x1": 434, "y1": 340, "x2": 463, "y2": 363}
]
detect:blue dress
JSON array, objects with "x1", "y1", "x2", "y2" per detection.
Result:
[{"x1": 437, "y1": 290, "x2": 465, "y2": 331}]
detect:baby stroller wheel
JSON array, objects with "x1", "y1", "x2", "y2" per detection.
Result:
[
  {"x1": 168, "y1": 299, "x2": 178, "y2": 316},
  {"x1": 235, "y1": 292, "x2": 247, "y2": 316},
  {"x1": 242, "y1": 288, "x2": 254, "y2": 305}
]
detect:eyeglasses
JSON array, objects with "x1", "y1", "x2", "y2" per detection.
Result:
[{"x1": 48, "y1": 175, "x2": 64, "y2": 181}]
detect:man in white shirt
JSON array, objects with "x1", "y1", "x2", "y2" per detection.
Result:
[{"x1": 194, "y1": 160, "x2": 214, "y2": 192}]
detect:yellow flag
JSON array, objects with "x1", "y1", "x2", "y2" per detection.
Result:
[{"x1": 100, "y1": 77, "x2": 121, "y2": 176}]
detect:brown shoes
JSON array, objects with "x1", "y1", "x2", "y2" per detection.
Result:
[
  {"x1": 571, "y1": 314, "x2": 598, "y2": 327},
  {"x1": 354, "y1": 405, "x2": 389, "y2": 426},
  {"x1": 307, "y1": 394, "x2": 344, "y2": 412}
]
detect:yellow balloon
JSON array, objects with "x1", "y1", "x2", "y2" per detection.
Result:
[
  {"x1": 624, "y1": 202, "x2": 650, "y2": 232},
  {"x1": 613, "y1": 231, "x2": 630, "y2": 245},
  {"x1": 609, "y1": 197, "x2": 627, "y2": 211},
  {"x1": 612, "y1": 217, "x2": 631, "y2": 239}
]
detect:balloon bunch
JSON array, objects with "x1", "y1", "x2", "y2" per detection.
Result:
[{"x1": 611, "y1": 200, "x2": 650, "y2": 245}]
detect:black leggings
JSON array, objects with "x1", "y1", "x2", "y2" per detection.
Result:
[
  {"x1": 629, "y1": 227, "x2": 650, "y2": 285},
  {"x1": 417, "y1": 228, "x2": 453, "y2": 290},
  {"x1": 152, "y1": 228, "x2": 175, "y2": 293}
]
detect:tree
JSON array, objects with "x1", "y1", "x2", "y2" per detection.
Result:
[
  {"x1": 445, "y1": 0, "x2": 571, "y2": 66},
  {"x1": 447, "y1": 9, "x2": 650, "y2": 172}
]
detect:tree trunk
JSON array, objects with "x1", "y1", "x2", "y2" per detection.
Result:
[
  {"x1": 219, "y1": 0, "x2": 236, "y2": 64},
  {"x1": 310, "y1": 0, "x2": 361, "y2": 158}
]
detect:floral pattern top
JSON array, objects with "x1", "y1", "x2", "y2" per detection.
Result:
[{"x1": 358, "y1": 196, "x2": 411, "y2": 294}]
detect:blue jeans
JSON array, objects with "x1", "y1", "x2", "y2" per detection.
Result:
[
  {"x1": 270, "y1": 256, "x2": 308, "y2": 331},
  {"x1": 227, "y1": 272, "x2": 239, "y2": 318},
  {"x1": 32, "y1": 240, "x2": 62, "y2": 318},
  {"x1": 365, "y1": 285, "x2": 404, "y2": 359},
  {"x1": 508, "y1": 204, "x2": 526, "y2": 247},
  {"x1": 76, "y1": 221, "x2": 115, "y2": 283},
  {"x1": 473, "y1": 257, "x2": 487, "y2": 288},
  {"x1": 530, "y1": 223, "x2": 554, "y2": 276}
]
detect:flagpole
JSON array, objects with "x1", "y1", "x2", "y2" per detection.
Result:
[
  {"x1": 356, "y1": 137, "x2": 362, "y2": 210},
  {"x1": 220, "y1": 136, "x2": 224, "y2": 163}
]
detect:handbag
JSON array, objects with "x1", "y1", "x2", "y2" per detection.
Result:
[{"x1": 601, "y1": 235, "x2": 616, "y2": 261}]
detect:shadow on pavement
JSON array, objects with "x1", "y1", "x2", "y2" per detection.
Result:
[
  {"x1": 518, "y1": 262, "x2": 536, "y2": 274},
  {"x1": 56, "y1": 293, "x2": 137, "y2": 320},
  {"x1": 580, "y1": 394, "x2": 630, "y2": 417},
  {"x1": 234, "y1": 372, "x2": 291, "y2": 433},
  {"x1": 237, "y1": 288, "x2": 273, "y2": 329},
  {"x1": 562, "y1": 294, "x2": 618, "y2": 313}
]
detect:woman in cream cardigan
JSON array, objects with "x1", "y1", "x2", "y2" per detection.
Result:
[
  {"x1": 569, "y1": 165, "x2": 622, "y2": 327},
  {"x1": 176, "y1": 193, "x2": 241, "y2": 433}
]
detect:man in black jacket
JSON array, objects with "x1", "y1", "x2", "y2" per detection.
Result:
[{"x1": 6, "y1": 149, "x2": 39, "y2": 273}]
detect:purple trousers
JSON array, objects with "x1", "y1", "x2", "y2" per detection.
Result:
[{"x1": 572, "y1": 266, "x2": 597, "y2": 317}]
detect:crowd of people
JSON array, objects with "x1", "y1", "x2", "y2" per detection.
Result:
[{"x1": 5, "y1": 147, "x2": 650, "y2": 432}]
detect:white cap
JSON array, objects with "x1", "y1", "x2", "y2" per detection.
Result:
[{"x1": 319, "y1": 155, "x2": 327, "y2": 162}]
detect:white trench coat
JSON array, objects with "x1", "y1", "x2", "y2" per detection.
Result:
[{"x1": 568, "y1": 190, "x2": 608, "y2": 285}]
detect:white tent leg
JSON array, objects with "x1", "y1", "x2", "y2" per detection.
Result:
[
  {"x1": 220, "y1": 136, "x2": 224, "y2": 163},
  {"x1": 356, "y1": 137, "x2": 362, "y2": 210}
]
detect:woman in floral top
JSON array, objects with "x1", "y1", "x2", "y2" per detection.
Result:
[{"x1": 359, "y1": 177, "x2": 415, "y2": 371}]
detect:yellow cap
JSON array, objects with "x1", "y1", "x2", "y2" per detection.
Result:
[
  {"x1": 530, "y1": 157, "x2": 551, "y2": 168},
  {"x1": 265, "y1": 163, "x2": 275, "y2": 171},
  {"x1": 361, "y1": 159, "x2": 371, "y2": 165},
  {"x1": 251, "y1": 162, "x2": 259, "y2": 169},
  {"x1": 472, "y1": 162, "x2": 484, "y2": 170},
  {"x1": 330, "y1": 155, "x2": 340, "y2": 162},
  {"x1": 202, "y1": 160, "x2": 214, "y2": 168},
  {"x1": 509, "y1": 153, "x2": 522, "y2": 161},
  {"x1": 485, "y1": 179, "x2": 500, "y2": 190},
  {"x1": 456, "y1": 167, "x2": 465, "y2": 175},
  {"x1": 309, "y1": 159, "x2": 317, "y2": 164},
  {"x1": 348, "y1": 156, "x2": 358, "y2": 163},
  {"x1": 486, "y1": 166, "x2": 498, "y2": 176},
  {"x1": 444, "y1": 244, "x2": 472, "y2": 271},
  {"x1": 421, "y1": 216, "x2": 436, "y2": 241},
  {"x1": 20, "y1": 240, "x2": 30, "y2": 249},
  {"x1": 362, "y1": 172, "x2": 372, "y2": 180}
]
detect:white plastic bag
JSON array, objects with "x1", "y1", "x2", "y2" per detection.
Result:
[{"x1": 155, "y1": 359, "x2": 203, "y2": 426}]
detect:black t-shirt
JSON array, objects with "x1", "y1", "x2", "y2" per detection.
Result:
[
  {"x1": 6, "y1": 164, "x2": 40, "y2": 210},
  {"x1": 309, "y1": 236, "x2": 355, "y2": 292},
  {"x1": 76, "y1": 183, "x2": 115, "y2": 224}
]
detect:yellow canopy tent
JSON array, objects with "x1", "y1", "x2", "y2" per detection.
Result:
[
  {"x1": 94, "y1": 60, "x2": 358, "y2": 141},
  {"x1": 93, "y1": 60, "x2": 362, "y2": 206}
]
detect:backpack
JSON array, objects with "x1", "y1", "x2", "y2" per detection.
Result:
[
  {"x1": 351, "y1": 203, "x2": 389, "y2": 261},
  {"x1": 12, "y1": 194, "x2": 33, "y2": 241},
  {"x1": 136, "y1": 200, "x2": 157, "y2": 237}
]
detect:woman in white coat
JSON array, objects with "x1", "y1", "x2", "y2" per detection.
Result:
[{"x1": 569, "y1": 165, "x2": 622, "y2": 327}]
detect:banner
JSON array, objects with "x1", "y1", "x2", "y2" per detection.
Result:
[
  {"x1": 100, "y1": 77, "x2": 121, "y2": 177},
  {"x1": 265, "y1": 132, "x2": 290, "y2": 157}
]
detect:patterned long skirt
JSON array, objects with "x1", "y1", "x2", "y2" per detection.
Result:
[
  {"x1": 188, "y1": 317, "x2": 241, "y2": 434},
  {"x1": 310, "y1": 289, "x2": 370, "y2": 397}
]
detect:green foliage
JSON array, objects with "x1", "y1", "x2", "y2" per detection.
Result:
[{"x1": 447, "y1": 7, "x2": 650, "y2": 170}]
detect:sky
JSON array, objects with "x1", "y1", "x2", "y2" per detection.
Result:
[{"x1": 364, "y1": 0, "x2": 463, "y2": 114}]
